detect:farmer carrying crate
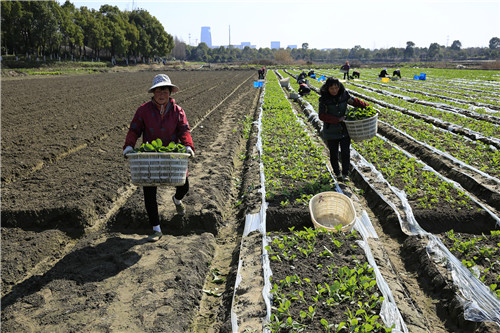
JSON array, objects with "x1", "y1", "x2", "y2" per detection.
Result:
[{"x1": 123, "y1": 74, "x2": 195, "y2": 242}]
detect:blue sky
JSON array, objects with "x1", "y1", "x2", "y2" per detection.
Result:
[{"x1": 70, "y1": 0, "x2": 500, "y2": 50}]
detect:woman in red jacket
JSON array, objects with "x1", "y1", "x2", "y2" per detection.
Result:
[{"x1": 123, "y1": 74, "x2": 195, "y2": 242}]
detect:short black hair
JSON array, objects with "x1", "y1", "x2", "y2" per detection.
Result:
[{"x1": 319, "y1": 77, "x2": 345, "y2": 97}]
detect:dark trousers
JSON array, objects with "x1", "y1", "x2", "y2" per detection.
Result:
[
  {"x1": 327, "y1": 137, "x2": 351, "y2": 176},
  {"x1": 143, "y1": 178, "x2": 189, "y2": 226},
  {"x1": 343, "y1": 71, "x2": 349, "y2": 80}
]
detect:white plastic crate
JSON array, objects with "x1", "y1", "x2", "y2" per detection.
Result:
[
  {"x1": 128, "y1": 152, "x2": 189, "y2": 187},
  {"x1": 344, "y1": 114, "x2": 378, "y2": 141}
]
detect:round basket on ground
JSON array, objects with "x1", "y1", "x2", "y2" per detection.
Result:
[
  {"x1": 344, "y1": 114, "x2": 378, "y2": 141},
  {"x1": 309, "y1": 192, "x2": 356, "y2": 233},
  {"x1": 279, "y1": 77, "x2": 290, "y2": 87},
  {"x1": 128, "y1": 152, "x2": 189, "y2": 186}
]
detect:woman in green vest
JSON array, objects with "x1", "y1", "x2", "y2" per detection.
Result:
[{"x1": 318, "y1": 77, "x2": 370, "y2": 182}]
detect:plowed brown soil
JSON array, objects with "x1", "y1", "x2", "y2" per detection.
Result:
[
  {"x1": 2, "y1": 68, "x2": 498, "y2": 333},
  {"x1": 1, "y1": 69, "x2": 263, "y2": 332}
]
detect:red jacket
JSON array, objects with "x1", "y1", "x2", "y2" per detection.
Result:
[{"x1": 123, "y1": 98, "x2": 194, "y2": 151}]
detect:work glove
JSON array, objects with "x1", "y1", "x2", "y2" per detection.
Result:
[
  {"x1": 186, "y1": 146, "x2": 195, "y2": 158},
  {"x1": 123, "y1": 146, "x2": 134, "y2": 158},
  {"x1": 352, "y1": 98, "x2": 369, "y2": 109}
]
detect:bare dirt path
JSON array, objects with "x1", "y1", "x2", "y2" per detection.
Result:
[{"x1": 1, "y1": 69, "x2": 264, "y2": 332}]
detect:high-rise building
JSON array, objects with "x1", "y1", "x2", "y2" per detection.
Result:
[
  {"x1": 201, "y1": 27, "x2": 212, "y2": 47},
  {"x1": 271, "y1": 41, "x2": 280, "y2": 49}
]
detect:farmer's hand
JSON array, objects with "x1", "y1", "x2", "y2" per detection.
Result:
[
  {"x1": 186, "y1": 146, "x2": 195, "y2": 158},
  {"x1": 339, "y1": 116, "x2": 346, "y2": 122},
  {"x1": 123, "y1": 146, "x2": 134, "y2": 158}
]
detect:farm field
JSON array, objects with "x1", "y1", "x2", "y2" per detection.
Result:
[{"x1": 1, "y1": 66, "x2": 500, "y2": 332}]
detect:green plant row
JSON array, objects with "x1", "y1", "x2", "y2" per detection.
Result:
[
  {"x1": 356, "y1": 80, "x2": 500, "y2": 114},
  {"x1": 377, "y1": 105, "x2": 500, "y2": 179},
  {"x1": 266, "y1": 227, "x2": 394, "y2": 333},
  {"x1": 261, "y1": 70, "x2": 334, "y2": 207},
  {"x1": 353, "y1": 136, "x2": 478, "y2": 211},
  {"x1": 345, "y1": 83, "x2": 500, "y2": 140},
  {"x1": 393, "y1": 80, "x2": 500, "y2": 106},
  {"x1": 284, "y1": 69, "x2": 479, "y2": 211},
  {"x1": 444, "y1": 230, "x2": 500, "y2": 298},
  {"x1": 261, "y1": 71, "x2": 394, "y2": 331}
]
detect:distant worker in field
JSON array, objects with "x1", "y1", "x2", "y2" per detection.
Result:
[
  {"x1": 297, "y1": 71, "x2": 308, "y2": 83},
  {"x1": 308, "y1": 69, "x2": 315, "y2": 77},
  {"x1": 298, "y1": 81, "x2": 311, "y2": 97},
  {"x1": 340, "y1": 61, "x2": 350, "y2": 80},
  {"x1": 393, "y1": 69, "x2": 401, "y2": 78},
  {"x1": 352, "y1": 70, "x2": 360, "y2": 79},
  {"x1": 258, "y1": 67, "x2": 265, "y2": 79},
  {"x1": 378, "y1": 68, "x2": 389, "y2": 78},
  {"x1": 123, "y1": 74, "x2": 195, "y2": 242},
  {"x1": 318, "y1": 77, "x2": 370, "y2": 182}
]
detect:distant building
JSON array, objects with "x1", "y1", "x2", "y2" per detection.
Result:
[
  {"x1": 271, "y1": 41, "x2": 280, "y2": 49},
  {"x1": 287, "y1": 45, "x2": 297, "y2": 49},
  {"x1": 223, "y1": 42, "x2": 257, "y2": 50},
  {"x1": 201, "y1": 27, "x2": 212, "y2": 48}
]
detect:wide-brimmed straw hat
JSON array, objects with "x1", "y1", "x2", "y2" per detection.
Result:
[{"x1": 148, "y1": 74, "x2": 179, "y2": 93}]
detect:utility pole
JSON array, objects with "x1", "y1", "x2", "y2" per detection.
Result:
[
  {"x1": 229, "y1": 25, "x2": 231, "y2": 47},
  {"x1": 189, "y1": 33, "x2": 191, "y2": 46}
]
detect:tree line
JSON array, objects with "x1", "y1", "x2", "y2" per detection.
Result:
[
  {"x1": 2, "y1": 1, "x2": 499, "y2": 65},
  {"x1": 1, "y1": 0, "x2": 173, "y2": 61},
  {"x1": 178, "y1": 40, "x2": 500, "y2": 64}
]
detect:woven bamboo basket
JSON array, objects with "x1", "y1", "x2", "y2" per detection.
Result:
[{"x1": 309, "y1": 192, "x2": 356, "y2": 233}]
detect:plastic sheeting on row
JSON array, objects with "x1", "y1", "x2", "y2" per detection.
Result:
[
  {"x1": 379, "y1": 119, "x2": 500, "y2": 213},
  {"x1": 352, "y1": 81, "x2": 500, "y2": 125},
  {"x1": 339, "y1": 81, "x2": 500, "y2": 149},
  {"x1": 260, "y1": 70, "x2": 406, "y2": 332},
  {"x1": 351, "y1": 140, "x2": 500, "y2": 326},
  {"x1": 377, "y1": 133, "x2": 500, "y2": 227},
  {"x1": 285, "y1": 70, "x2": 500, "y2": 327},
  {"x1": 365, "y1": 79, "x2": 500, "y2": 115}
]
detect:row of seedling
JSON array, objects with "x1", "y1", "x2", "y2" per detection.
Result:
[
  {"x1": 266, "y1": 227, "x2": 393, "y2": 332},
  {"x1": 354, "y1": 79, "x2": 500, "y2": 115},
  {"x1": 261, "y1": 70, "x2": 334, "y2": 208},
  {"x1": 443, "y1": 229, "x2": 500, "y2": 298},
  {"x1": 282, "y1": 68, "x2": 500, "y2": 302},
  {"x1": 319, "y1": 68, "x2": 500, "y2": 117},
  {"x1": 284, "y1": 69, "x2": 500, "y2": 181},
  {"x1": 344, "y1": 82, "x2": 500, "y2": 140},
  {"x1": 261, "y1": 70, "x2": 395, "y2": 331}
]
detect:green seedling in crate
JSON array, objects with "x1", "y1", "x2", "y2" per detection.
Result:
[
  {"x1": 133, "y1": 138, "x2": 187, "y2": 153},
  {"x1": 346, "y1": 105, "x2": 377, "y2": 121}
]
